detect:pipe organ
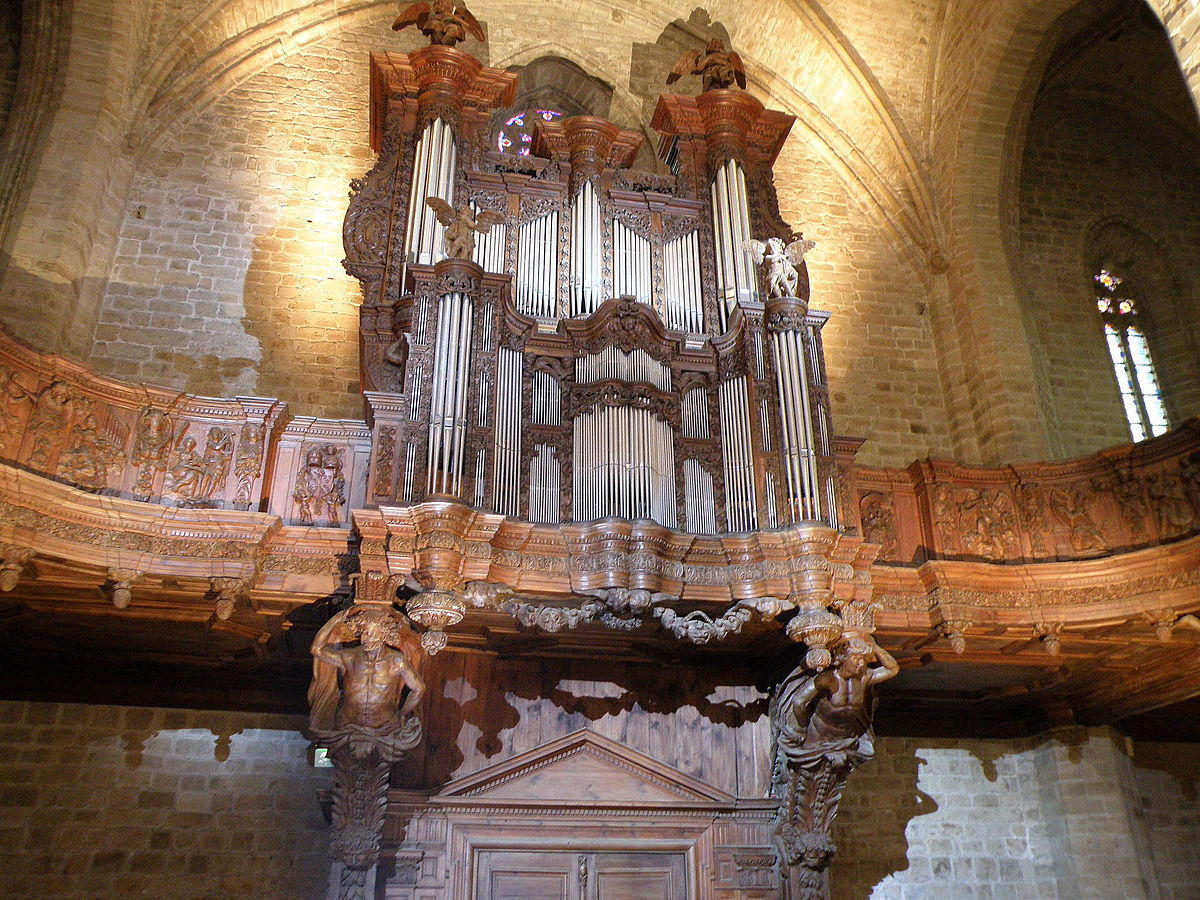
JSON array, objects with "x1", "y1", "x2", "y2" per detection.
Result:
[{"x1": 349, "y1": 47, "x2": 841, "y2": 535}]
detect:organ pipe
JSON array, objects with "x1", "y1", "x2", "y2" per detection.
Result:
[
  {"x1": 572, "y1": 405, "x2": 676, "y2": 526},
  {"x1": 719, "y1": 375, "x2": 758, "y2": 532},
  {"x1": 491, "y1": 347, "x2": 522, "y2": 517},
  {"x1": 612, "y1": 218, "x2": 651, "y2": 305},
  {"x1": 529, "y1": 444, "x2": 560, "y2": 523},
  {"x1": 771, "y1": 326, "x2": 822, "y2": 522},
  {"x1": 575, "y1": 346, "x2": 670, "y2": 390},
  {"x1": 516, "y1": 211, "x2": 560, "y2": 317},
  {"x1": 404, "y1": 119, "x2": 457, "y2": 274},
  {"x1": 663, "y1": 231, "x2": 704, "y2": 333},
  {"x1": 710, "y1": 158, "x2": 755, "y2": 328},
  {"x1": 426, "y1": 291, "x2": 473, "y2": 497},
  {"x1": 471, "y1": 202, "x2": 506, "y2": 273},
  {"x1": 569, "y1": 181, "x2": 602, "y2": 317},
  {"x1": 683, "y1": 459, "x2": 717, "y2": 534}
]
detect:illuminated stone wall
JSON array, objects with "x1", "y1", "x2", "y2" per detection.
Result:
[
  {"x1": 1015, "y1": 5, "x2": 1200, "y2": 459},
  {"x1": 3, "y1": 0, "x2": 1200, "y2": 460}
]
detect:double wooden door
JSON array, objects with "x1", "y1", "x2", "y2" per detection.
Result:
[{"x1": 474, "y1": 850, "x2": 688, "y2": 900}]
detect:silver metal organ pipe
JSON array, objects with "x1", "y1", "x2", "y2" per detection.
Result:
[
  {"x1": 473, "y1": 450, "x2": 486, "y2": 509},
  {"x1": 452, "y1": 293, "x2": 473, "y2": 493},
  {"x1": 711, "y1": 172, "x2": 733, "y2": 327},
  {"x1": 718, "y1": 375, "x2": 757, "y2": 532},
  {"x1": 492, "y1": 347, "x2": 521, "y2": 516},
  {"x1": 731, "y1": 162, "x2": 755, "y2": 302},
  {"x1": 425, "y1": 298, "x2": 450, "y2": 490},
  {"x1": 785, "y1": 330, "x2": 815, "y2": 520},
  {"x1": 772, "y1": 327, "x2": 821, "y2": 522},
  {"x1": 403, "y1": 441, "x2": 417, "y2": 502}
]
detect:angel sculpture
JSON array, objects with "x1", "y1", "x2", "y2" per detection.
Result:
[
  {"x1": 392, "y1": 0, "x2": 484, "y2": 46},
  {"x1": 745, "y1": 235, "x2": 817, "y2": 299},
  {"x1": 667, "y1": 38, "x2": 747, "y2": 92},
  {"x1": 426, "y1": 197, "x2": 504, "y2": 260}
]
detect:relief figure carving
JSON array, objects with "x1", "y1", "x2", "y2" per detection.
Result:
[
  {"x1": 858, "y1": 492, "x2": 897, "y2": 560},
  {"x1": 232, "y1": 424, "x2": 265, "y2": 509},
  {"x1": 131, "y1": 408, "x2": 175, "y2": 498},
  {"x1": 27, "y1": 381, "x2": 74, "y2": 470},
  {"x1": 294, "y1": 445, "x2": 348, "y2": 526},
  {"x1": 1049, "y1": 485, "x2": 1107, "y2": 554},
  {"x1": 1147, "y1": 470, "x2": 1195, "y2": 540},
  {"x1": 959, "y1": 488, "x2": 1017, "y2": 559},
  {"x1": 57, "y1": 401, "x2": 123, "y2": 491}
]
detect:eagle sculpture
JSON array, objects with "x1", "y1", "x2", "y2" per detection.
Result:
[
  {"x1": 667, "y1": 39, "x2": 747, "y2": 92},
  {"x1": 392, "y1": 0, "x2": 485, "y2": 46}
]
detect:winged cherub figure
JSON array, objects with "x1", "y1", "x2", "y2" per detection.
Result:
[
  {"x1": 667, "y1": 38, "x2": 747, "y2": 92},
  {"x1": 745, "y1": 235, "x2": 817, "y2": 299},
  {"x1": 426, "y1": 198, "x2": 504, "y2": 260},
  {"x1": 392, "y1": 0, "x2": 485, "y2": 46}
]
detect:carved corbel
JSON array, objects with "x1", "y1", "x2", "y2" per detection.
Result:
[
  {"x1": 405, "y1": 504, "x2": 480, "y2": 653},
  {"x1": 307, "y1": 579, "x2": 426, "y2": 900},
  {"x1": 0, "y1": 545, "x2": 33, "y2": 591},
  {"x1": 771, "y1": 625, "x2": 899, "y2": 900},
  {"x1": 939, "y1": 619, "x2": 972, "y2": 655},
  {"x1": 106, "y1": 568, "x2": 144, "y2": 610},
  {"x1": 1147, "y1": 609, "x2": 1200, "y2": 641},
  {"x1": 210, "y1": 576, "x2": 251, "y2": 621},
  {"x1": 1034, "y1": 622, "x2": 1064, "y2": 656}
]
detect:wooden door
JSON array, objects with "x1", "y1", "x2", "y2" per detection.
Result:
[
  {"x1": 587, "y1": 852, "x2": 687, "y2": 900},
  {"x1": 474, "y1": 850, "x2": 687, "y2": 900}
]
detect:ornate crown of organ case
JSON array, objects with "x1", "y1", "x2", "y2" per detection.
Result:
[{"x1": 334, "y1": 26, "x2": 879, "y2": 900}]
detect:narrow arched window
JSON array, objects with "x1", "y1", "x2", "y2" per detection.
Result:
[{"x1": 1094, "y1": 268, "x2": 1168, "y2": 441}]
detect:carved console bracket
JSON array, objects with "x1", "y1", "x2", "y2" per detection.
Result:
[
  {"x1": 770, "y1": 598, "x2": 897, "y2": 900},
  {"x1": 306, "y1": 571, "x2": 427, "y2": 900},
  {"x1": 0, "y1": 544, "x2": 33, "y2": 592}
]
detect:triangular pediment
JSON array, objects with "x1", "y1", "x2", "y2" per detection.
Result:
[{"x1": 436, "y1": 729, "x2": 735, "y2": 806}]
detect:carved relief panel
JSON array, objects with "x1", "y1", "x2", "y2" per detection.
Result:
[{"x1": 268, "y1": 418, "x2": 372, "y2": 527}]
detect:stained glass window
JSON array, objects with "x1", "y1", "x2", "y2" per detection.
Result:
[
  {"x1": 1094, "y1": 268, "x2": 1168, "y2": 441},
  {"x1": 496, "y1": 109, "x2": 562, "y2": 156}
]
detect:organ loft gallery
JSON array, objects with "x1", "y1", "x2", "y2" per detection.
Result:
[{"x1": 1, "y1": 0, "x2": 1200, "y2": 898}]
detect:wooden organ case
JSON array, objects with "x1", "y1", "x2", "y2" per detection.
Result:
[
  {"x1": 335, "y1": 35, "x2": 875, "y2": 900},
  {"x1": 352, "y1": 54, "x2": 837, "y2": 534}
]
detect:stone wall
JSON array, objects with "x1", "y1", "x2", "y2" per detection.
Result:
[
  {"x1": 2, "y1": 701, "x2": 1197, "y2": 899},
  {"x1": 1015, "y1": 4, "x2": 1200, "y2": 459},
  {"x1": 835, "y1": 728, "x2": 1200, "y2": 900},
  {"x1": 0, "y1": 700, "x2": 328, "y2": 900}
]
